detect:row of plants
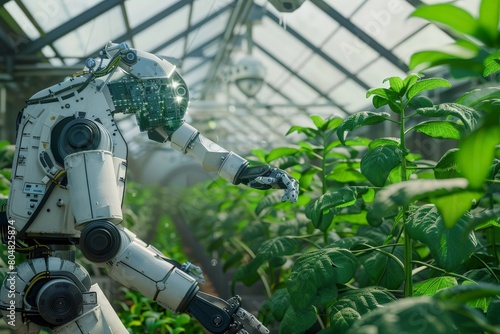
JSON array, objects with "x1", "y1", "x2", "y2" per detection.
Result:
[
  {"x1": 179, "y1": 73, "x2": 499, "y2": 333},
  {"x1": 174, "y1": 1, "x2": 500, "y2": 332}
]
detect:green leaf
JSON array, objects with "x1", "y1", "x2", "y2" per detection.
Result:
[
  {"x1": 279, "y1": 305, "x2": 317, "y2": 334},
  {"x1": 368, "y1": 178, "x2": 470, "y2": 224},
  {"x1": 336, "y1": 111, "x2": 391, "y2": 145},
  {"x1": 358, "y1": 246, "x2": 405, "y2": 290},
  {"x1": 328, "y1": 162, "x2": 366, "y2": 183},
  {"x1": 305, "y1": 187, "x2": 370, "y2": 231},
  {"x1": 408, "y1": 95, "x2": 434, "y2": 109},
  {"x1": 406, "y1": 204, "x2": 477, "y2": 271},
  {"x1": 367, "y1": 137, "x2": 400, "y2": 150},
  {"x1": 431, "y1": 190, "x2": 483, "y2": 228},
  {"x1": 456, "y1": 86, "x2": 500, "y2": 107},
  {"x1": 372, "y1": 95, "x2": 388, "y2": 108},
  {"x1": 269, "y1": 289, "x2": 291, "y2": 321},
  {"x1": 255, "y1": 192, "x2": 282, "y2": 216},
  {"x1": 434, "y1": 282, "x2": 500, "y2": 304},
  {"x1": 402, "y1": 73, "x2": 422, "y2": 94},
  {"x1": 234, "y1": 236, "x2": 301, "y2": 286},
  {"x1": 329, "y1": 287, "x2": 396, "y2": 334},
  {"x1": 366, "y1": 87, "x2": 400, "y2": 100},
  {"x1": 409, "y1": 42, "x2": 479, "y2": 72},
  {"x1": 286, "y1": 125, "x2": 317, "y2": 138},
  {"x1": 479, "y1": 0, "x2": 500, "y2": 46},
  {"x1": 387, "y1": 160, "x2": 416, "y2": 184},
  {"x1": 434, "y1": 149, "x2": 461, "y2": 179},
  {"x1": 265, "y1": 147, "x2": 300, "y2": 163},
  {"x1": 484, "y1": 52, "x2": 500, "y2": 76},
  {"x1": 416, "y1": 103, "x2": 479, "y2": 132},
  {"x1": 328, "y1": 236, "x2": 374, "y2": 250},
  {"x1": 383, "y1": 76, "x2": 404, "y2": 93},
  {"x1": 360, "y1": 145, "x2": 403, "y2": 187},
  {"x1": 414, "y1": 276, "x2": 458, "y2": 297},
  {"x1": 411, "y1": 4, "x2": 479, "y2": 36},
  {"x1": 406, "y1": 78, "x2": 452, "y2": 101},
  {"x1": 487, "y1": 297, "x2": 500, "y2": 326},
  {"x1": 287, "y1": 248, "x2": 358, "y2": 309},
  {"x1": 324, "y1": 116, "x2": 344, "y2": 130},
  {"x1": 345, "y1": 297, "x2": 462, "y2": 334},
  {"x1": 457, "y1": 114, "x2": 500, "y2": 188},
  {"x1": 464, "y1": 268, "x2": 500, "y2": 284},
  {"x1": 311, "y1": 115, "x2": 325, "y2": 129},
  {"x1": 461, "y1": 280, "x2": 491, "y2": 312},
  {"x1": 411, "y1": 120, "x2": 463, "y2": 140},
  {"x1": 244, "y1": 236, "x2": 301, "y2": 271}
]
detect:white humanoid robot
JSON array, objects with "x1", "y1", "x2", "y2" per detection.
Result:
[{"x1": 0, "y1": 42, "x2": 299, "y2": 334}]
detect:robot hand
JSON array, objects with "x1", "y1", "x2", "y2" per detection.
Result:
[
  {"x1": 237, "y1": 165, "x2": 299, "y2": 203},
  {"x1": 186, "y1": 293, "x2": 269, "y2": 334}
]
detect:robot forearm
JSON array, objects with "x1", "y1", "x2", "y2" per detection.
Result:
[
  {"x1": 168, "y1": 123, "x2": 299, "y2": 202},
  {"x1": 169, "y1": 123, "x2": 248, "y2": 184}
]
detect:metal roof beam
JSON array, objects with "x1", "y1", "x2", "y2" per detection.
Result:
[
  {"x1": 311, "y1": 0, "x2": 408, "y2": 72},
  {"x1": 255, "y1": 42, "x2": 350, "y2": 114},
  {"x1": 266, "y1": 10, "x2": 371, "y2": 91},
  {"x1": 119, "y1": 0, "x2": 135, "y2": 48},
  {"x1": 19, "y1": 0, "x2": 123, "y2": 54},
  {"x1": 151, "y1": 2, "x2": 231, "y2": 54},
  {"x1": 200, "y1": 0, "x2": 252, "y2": 100},
  {"x1": 84, "y1": 0, "x2": 192, "y2": 57}
]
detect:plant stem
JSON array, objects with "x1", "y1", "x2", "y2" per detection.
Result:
[
  {"x1": 400, "y1": 107, "x2": 413, "y2": 298},
  {"x1": 322, "y1": 131, "x2": 328, "y2": 245}
]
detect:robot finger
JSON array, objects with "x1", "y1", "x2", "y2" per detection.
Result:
[
  {"x1": 254, "y1": 176, "x2": 279, "y2": 185},
  {"x1": 280, "y1": 174, "x2": 299, "y2": 203}
]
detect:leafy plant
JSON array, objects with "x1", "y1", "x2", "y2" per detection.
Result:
[
  {"x1": 409, "y1": 0, "x2": 500, "y2": 80},
  {"x1": 179, "y1": 73, "x2": 500, "y2": 333}
]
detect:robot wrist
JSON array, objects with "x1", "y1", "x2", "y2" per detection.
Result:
[
  {"x1": 219, "y1": 152, "x2": 249, "y2": 184},
  {"x1": 235, "y1": 165, "x2": 272, "y2": 185}
]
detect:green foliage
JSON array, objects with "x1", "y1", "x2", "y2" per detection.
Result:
[
  {"x1": 409, "y1": 0, "x2": 500, "y2": 79},
  {"x1": 178, "y1": 70, "x2": 499, "y2": 333}
]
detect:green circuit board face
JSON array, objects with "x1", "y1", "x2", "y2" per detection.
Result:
[{"x1": 107, "y1": 72, "x2": 189, "y2": 133}]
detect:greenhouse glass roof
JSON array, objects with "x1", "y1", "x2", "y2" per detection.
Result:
[{"x1": 0, "y1": 0, "x2": 482, "y2": 155}]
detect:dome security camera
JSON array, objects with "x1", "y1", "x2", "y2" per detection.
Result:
[
  {"x1": 268, "y1": 0, "x2": 305, "y2": 12},
  {"x1": 226, "y1": 56, "x2": 266, "y2": 98}
]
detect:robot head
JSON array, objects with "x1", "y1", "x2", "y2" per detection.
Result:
[{"x1": 106, "y1": 50, "x2": 189, "y2": 134}]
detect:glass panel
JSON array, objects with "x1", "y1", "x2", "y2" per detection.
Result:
[
  {"x1": 276, "y1": 1, "x2": 340, "y2": 46},
  {"x1": 4, "y1": 1, "x2": 40, "y2": 39},
  {"x1": 52, "y1": 6, "x2": 125, "y2": 63},
  {"x1": 186, "y1": 12, "x2": 229, "y2": 52},
  {"x1": 356, "y1": 57, "x2": 406, "y2": 89},
  {"x1": 124, "y1": 0, "x2": 174, "y2": 27},
  {"x1": 253, "y1": 16, "x2": 311, "y2": 70},
  {"x1": 328, "y1": 79, "x2": 370, "y2": 113},
  {"x1": 150, "y1": 39, "x2": 185, "y2": 61},
  {"x1": 350, "y1": 0, "x2": 425, "y2": 49},
  {"x1": 298, "y1": 53, "x2": 347, "y2": 91},
  {"x1": 321, "y1": 27, "x2": 379, "y2": 73},
  {"x1": 133, "y1": 6, "x2": 189, "y2": 52},
  {"x1": 323, "y1": 0, "x2": 365, "y2": 17},
  {"x1": 258, "y1": 84, "x2": 292, "y2": 105},
  {"x1": 21, "y1": 0, "x2": 102, "y2": 33},
  {"x1": 277, "y1": 75, "x2": 322, "y2": 104},
  {"x1": 393, "y1": 24, "x2": 454, "y2": 64},
  {"x1": 183, "y1": 62, "x2": 210, "y2": 90},
  {"x1": 251, "y1": 48, "x2": 291, "y2": 89}
]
